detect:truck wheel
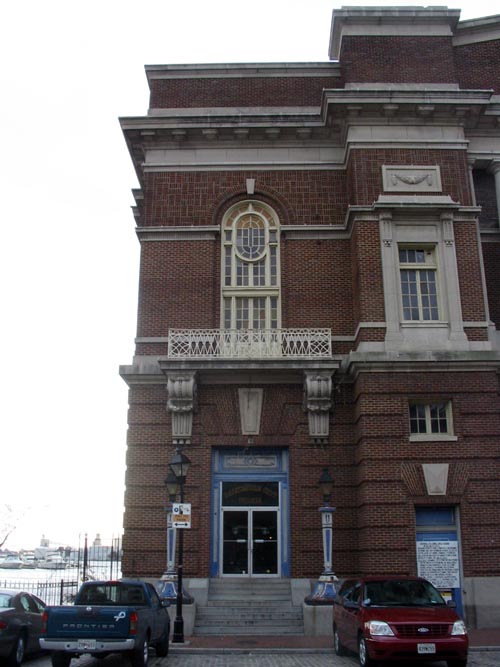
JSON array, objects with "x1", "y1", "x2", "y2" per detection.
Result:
[
  {"x1": 51, "y1": 652, "x2": 72, "y2": 667},
  {"x1": 7, "y1": 634, "x2": 25, "y2": 667},
  {"x1": 130, "y1": 639, "x2": 149, "y2": 667},
  {"x1": 155, "y1": 632, "x2": 169, "y2": 658}
]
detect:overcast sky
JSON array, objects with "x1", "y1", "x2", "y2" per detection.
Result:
[{"x1": 0, "y1": 0, "x2": 496, "y2": 551}]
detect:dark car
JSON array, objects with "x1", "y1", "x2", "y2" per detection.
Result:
[
  {"x1": 333, "y1": 575, "x2": 468, "y2": 667},
  {"x1": 0, "y1": 588, "x2": 47, "y2": 667}
]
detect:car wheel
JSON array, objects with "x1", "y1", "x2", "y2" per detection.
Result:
[
  {"x1": 7, "y1": 635, "x2": 26, "y2": 667},
  {"x1": 333, "y1": 625, "x2": 346, "y2": 656},
  {"x1": 358, "y1": 635, "x2": 375, "y2": 667},
  {"x1": 130, "y1": 638, "x2": 149, "y2": 667},
  {"x1": 51, "y1": 652, "x2": 72, "y2": 667}
]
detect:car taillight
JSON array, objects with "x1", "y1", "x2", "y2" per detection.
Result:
[
  {"x1": 41, "y1": 611, "x2": 48, "y2": 634},
  {"x1": 129, "y1": 612, "x2": 138, "y2": 635},
  {"x1": 0, "y1": 620, "x2": 8, "y2": 630}
]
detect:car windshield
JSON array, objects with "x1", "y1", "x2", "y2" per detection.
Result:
[
  {"x1": 0, "y1": 593, "x2": 13, "y2": 608},
  {"x1": 364, "y1": 580, "x2": 446, "y2": 607}
]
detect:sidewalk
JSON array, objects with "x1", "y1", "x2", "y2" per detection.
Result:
[{"x1": 169, "y1": 627, "x2": 500, "y2": 653}]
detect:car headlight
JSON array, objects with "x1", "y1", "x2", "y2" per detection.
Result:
[
  {"x1": 365, "y1": 620, "x2": 395, "y2": 636},
  {"x1": 451, "y1": 620, "x2": 467, "y2": 636}
]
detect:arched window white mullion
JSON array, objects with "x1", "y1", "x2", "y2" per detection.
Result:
[{"x1": 221, "y1": 200, "x2": 281, "y2": 331}]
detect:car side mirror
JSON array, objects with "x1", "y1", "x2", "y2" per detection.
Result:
[
  {"x1": 161, "y1": 599, "x2": 171, "y2": 608},
  {"x1": 446, "y1": 600, "x2": 456, "y2": 608}
]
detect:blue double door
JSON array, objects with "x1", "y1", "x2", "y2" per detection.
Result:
[{"x1": 211, "y1": 448, "x2": 289, "y2": 578}]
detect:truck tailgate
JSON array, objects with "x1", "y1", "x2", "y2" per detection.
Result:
[{"x1": 46, "y1": 606, "x2": 131, "y2": 639}]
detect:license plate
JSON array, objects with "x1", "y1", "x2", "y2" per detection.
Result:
[
  {"x1": 77, "y1": 639, "x2": 97, "y2": 651},
  {"x1": 417, "y1": 643, "x2": 436, "y2": 654}
]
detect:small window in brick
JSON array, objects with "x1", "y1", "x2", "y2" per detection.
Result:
[
  {"x1": 399, "y1": 246, "x2": 439, "y2": 321},
  {"x1": 409, "y1": 402, "x2": 453, "y2": 437}
]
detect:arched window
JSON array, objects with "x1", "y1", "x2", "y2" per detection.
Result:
[{"x1": 222, "y1": 201, "x2": 280, "y2": 330}]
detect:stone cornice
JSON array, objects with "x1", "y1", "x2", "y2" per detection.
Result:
[
  {"x1": 145, "y1": 62, "x2": 340, "y2": 84},
  {"x1": 329, "y1": 6, "x2": 461, "y2": 60},
  {"x1": 453, "y1": 14, "x2": 500, "y2": 46},
  {"x1": 120, "y1": 88, "x2": 496, "y2": 182},
  {"x1": 136, "y1": 225, "x2": 219, "y2": 241},
  {"x1": 342, "y1": 350, "x2": 500, "y2": 380}
]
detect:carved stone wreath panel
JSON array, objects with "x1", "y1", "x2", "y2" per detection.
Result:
[{"x1": 382, "y1": 165, "x2": 442, "y2": 192}]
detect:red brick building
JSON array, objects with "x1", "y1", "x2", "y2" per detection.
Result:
[{"x1": 120, "y1": 6, "x2": 500, "y2": 628}]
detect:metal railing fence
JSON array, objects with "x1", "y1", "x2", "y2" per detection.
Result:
[
  {"x1": 168, "y1": 327, "x2": 332, "y2": 359},
  {"x1": 0, "y1": 535, "x2": 122, "y2": 605}
]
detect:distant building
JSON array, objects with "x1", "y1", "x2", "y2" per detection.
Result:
[{"x1": 119, "y1": 6, "x2": 500, "y2": 627}]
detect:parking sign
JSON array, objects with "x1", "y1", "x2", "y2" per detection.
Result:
[{"x1": 172, "y1": 502, "x2": 191, "y2": 528}]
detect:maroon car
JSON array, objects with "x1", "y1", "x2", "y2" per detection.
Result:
[
  {"x1": 333, "y1": 575, "x2": 468, "y2": 667},
  {"x1": 0, "y1": 588, "x2": 47, "y2": 667}
]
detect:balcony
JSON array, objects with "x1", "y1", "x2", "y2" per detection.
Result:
[{"x1": 167, "y1": 328, "x2": 332, "y2": 359}]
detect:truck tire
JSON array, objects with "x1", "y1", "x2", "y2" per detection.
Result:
[
  {"x1": 130, "y1": 638, "x2": 149, "y2": 667},
  {"x1": 155, "y1": 631, "x2": 169, "y2": 658},
  {"x1": 51, "y1": 652, "x2": 72, "y2": 667}
]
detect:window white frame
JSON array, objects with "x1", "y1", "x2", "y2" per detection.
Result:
[
  {"x1": 399, "y1": 246, "x2": 440, "y2": 322},
  {"x1": 379, "y1": 212, "x2": 468, "y2": 351},
  {"x1": 221, "y1": 201, "x2": 281, "y2": 330},
  {"x1": 409, "y1": 401, "x2": 457, "y2": 442}
]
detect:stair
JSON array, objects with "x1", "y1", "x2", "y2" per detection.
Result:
[{"x1": 194, "y1": 578, "x2": 304, "y2": 636}]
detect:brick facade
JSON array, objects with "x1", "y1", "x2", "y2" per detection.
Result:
[{"x1": 120, "y1": 6, "x2": 500, "y2": 628}]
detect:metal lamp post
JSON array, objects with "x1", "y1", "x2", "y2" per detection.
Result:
[
  {"x1": 305, "y1": 468, "x2": 338, "y2": 605},
  {"x1": 157, "y1": 470, "x2": 179, "y2": 600},
  {"x1": 169, "y1": 449, "x2": 191, "y2": 643}
]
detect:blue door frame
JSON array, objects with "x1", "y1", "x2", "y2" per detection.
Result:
[{"x1": 210, "y1": 448, "x2": 290, "y2": 577}]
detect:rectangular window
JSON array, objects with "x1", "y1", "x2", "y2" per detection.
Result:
[
  {"x1": 270, "y1": 247, "x2": 277, "y2": 286},
  {"x1": 253, "y1": 298, "x2": 266, "y2": 329},
  {"x1": 236, "y1": 298, "x2": 250, "y2": 329},
  {"x1": 236, "y1": 258, "x2": 249, "y2": 286},
  {"x1": 225, "y1": 247, "x2": 232, "y2": 286},
  {"x1": 399, "y1": 247, "x2": 439, "y2": 321},
  {"x1": 409, "y1": 402, "x2": 453, "y2": 438},
  {"x1": 253, "y1": 259, "x2": 266, "y2": 286},
  {"x1": 224, "y1": 298, "x2": 232, "y2": 329}
]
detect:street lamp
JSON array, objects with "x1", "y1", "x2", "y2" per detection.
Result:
[
  {"x1": 169, "y1": 449, "x2": 190, "y2": 644},
  {"x1": 305, "y1": 468, "x2": 338, "y2": 605},
  {"x1": 157, "y1": 471, "x2": 179, "y2": 600}
]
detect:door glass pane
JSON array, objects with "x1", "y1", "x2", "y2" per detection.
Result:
[
  {"x1": 223, "y1": 511, "x2": 249, "y2": 575},
  {"x1": 252, "y1": 511, "x2": 278, "y2": 575}
]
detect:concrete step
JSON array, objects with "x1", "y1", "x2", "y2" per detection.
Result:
[
  {"x1": 195, "y1": 618, "x2": 303, "y2": 628},
  {"x1": 207, "y1": 596, "x2": 293, "y2": 605},
  {"x1": 192, "y1": 577, "x2": 305, "y2": 637},
  {"x1": 193, "y1": 628, "x2": 306, "y2": 637},
  {"x1": 196, "y1": 609, "x2": 302, "y2": 621}
]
